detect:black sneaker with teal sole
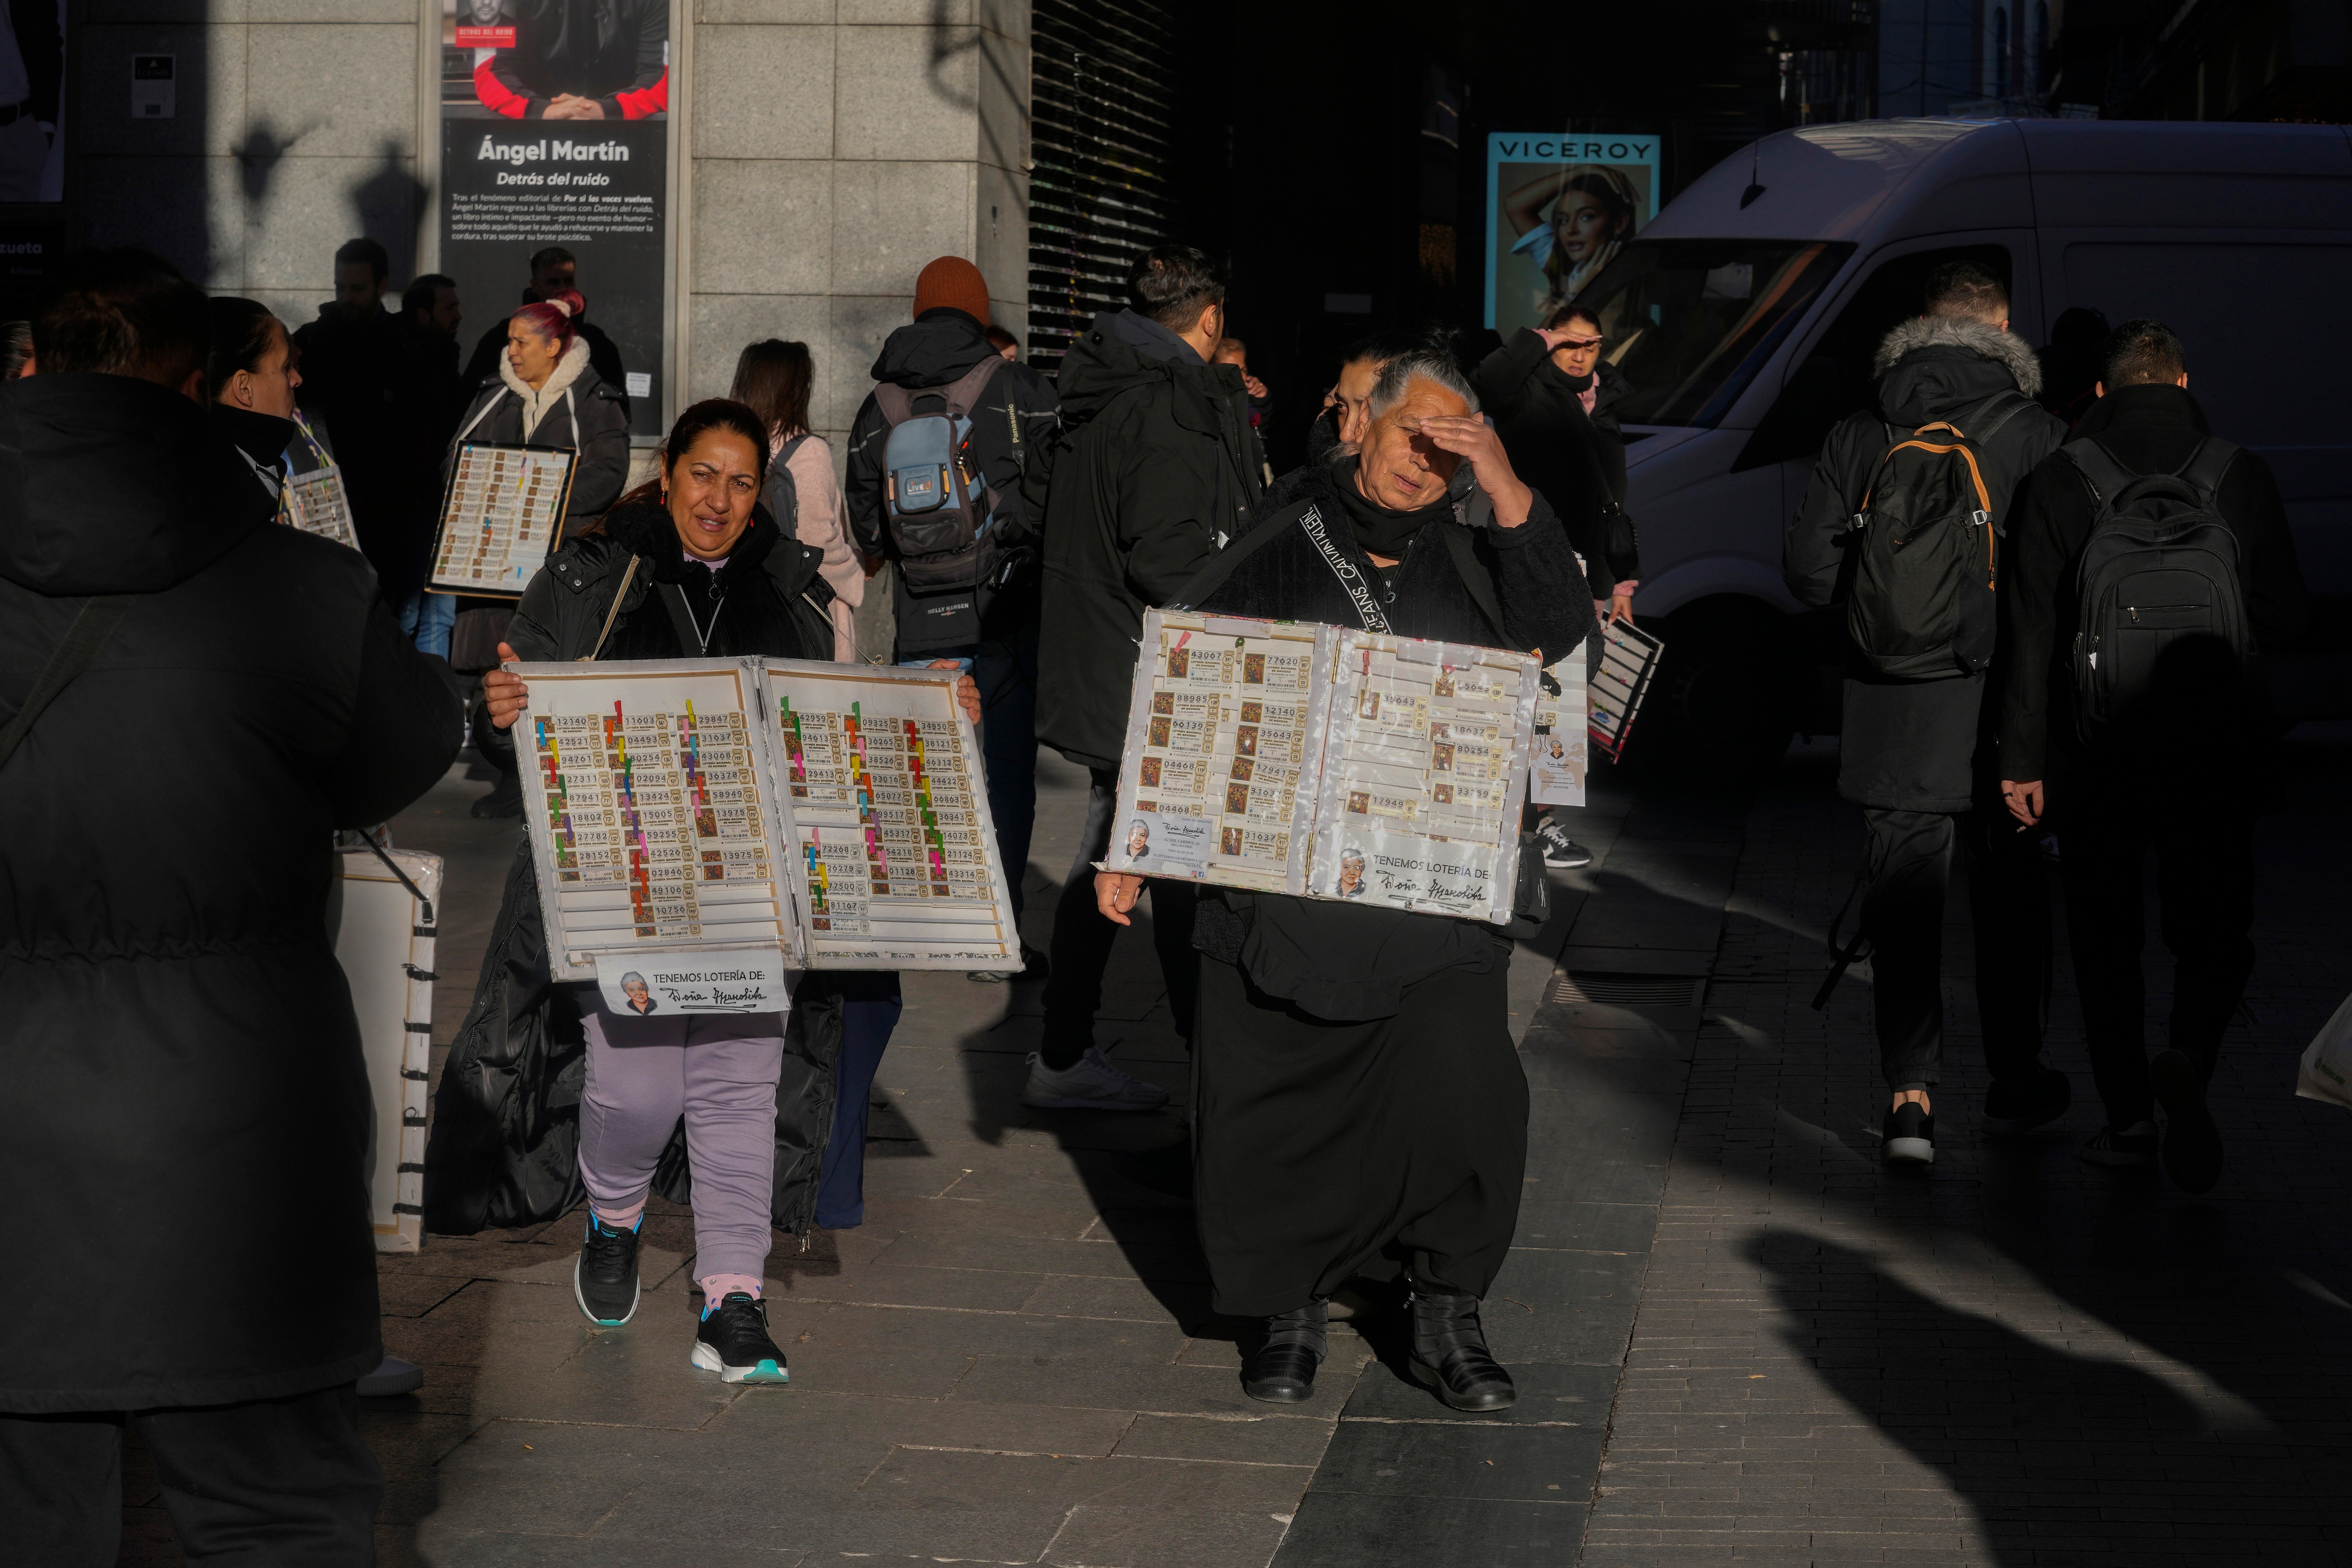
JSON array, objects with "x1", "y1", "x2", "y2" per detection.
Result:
[
  {"x1": 573, "y1": 1214, "x2": 641, "y2": 1326},
  {"x1": 692, "y1": 1292, "x2": 789, "y2": 1383}
]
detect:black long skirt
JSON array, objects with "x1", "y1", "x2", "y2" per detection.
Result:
[{"x1": 1191, "y1": 951, "x2": 1529, "y2": 1317}]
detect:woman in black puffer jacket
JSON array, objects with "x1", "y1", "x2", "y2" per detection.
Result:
[
  {"x1": 1472, "y1": 303, "x2": 1639, "y2": 626},
  {"x1": 426, "y1": 400, "x2": 974, "y2": 1385}
]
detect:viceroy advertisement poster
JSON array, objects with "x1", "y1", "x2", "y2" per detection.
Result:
[
  {"x1": 1484, "y1": 133, "x2": 1660, "y2": 336},
  {"x1": 438, "y1": 0, "x2": 672, "y2": 438}
]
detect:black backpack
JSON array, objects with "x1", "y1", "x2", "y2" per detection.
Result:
[
  {"x1": 758, "y1": 432, "x2": 811, "y2": 540},
  {"x1": 1843, "y1": 397, "x2": 2029, "y2": 679},
  {"x1": 2063, "y1": 436, "x2": 2249, "y2": 740}
]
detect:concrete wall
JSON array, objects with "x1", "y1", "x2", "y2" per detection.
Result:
[
  {"x1": 67, "y1": 0, "x2": 1031, "y2": 451},
  {"x1": 73, "y1": 0, "x2": 429, "y2": 338},
  {"x1": 683, "y1": 0, "x2": 1031, "y2": 449}
]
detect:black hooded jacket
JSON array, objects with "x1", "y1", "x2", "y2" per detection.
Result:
[
  {"x1": 1785, "y1": 317, "x2": 2068, "y2": 812},
  {"x1": 1473, "y1": 330, "x2": 1638, "y2": 586},
  {"x1": 1998, "y1": 383, "x2": 2309, "y2": 783},
  {"x1": 0, "y1": 374, "x2": 460, "y2": 1412},
  {"x1": 1171, "y1": 457, "x2": 1593, "y2": 1021},
  {"x1": 844, "y1": 307, "x2": 1060, "y2": 652},
  {"x1": 425, "y1": 499, "x2": 849, "y2": 1239},
  {"x1": 1030, "y1": 308, "x2": 1263, "y2": 771}
]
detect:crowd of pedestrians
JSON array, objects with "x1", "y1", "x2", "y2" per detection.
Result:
[{"x1": 0, "y1": 218, "x2": 2311, "y2": 1560}]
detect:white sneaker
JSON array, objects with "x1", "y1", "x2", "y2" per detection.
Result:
[
  {"x1": 1021, "y1": 1046, "x2": 1171, "y2": 1111},
  {"x1": 1533, "y1": 818, "x2": 1592, "y2": 869}
]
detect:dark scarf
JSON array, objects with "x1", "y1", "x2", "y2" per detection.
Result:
[
  {"x1": 594, "y1": 498, "x2": 802, "y2": 661},
  {"x1": 1333, "y1": 455, "x2": 1452, "y2": 557}
]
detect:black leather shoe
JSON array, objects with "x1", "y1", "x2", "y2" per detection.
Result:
[
  {"x1": 2151, "y1": 1048, "x2": 2222, "y2": 1193},
  {"x1": 1242, "y1": 1301, "x2": 1327, "y2": 1403},
  {"x1": 1407, "y1": 1291, "x2": 1516, "y2": 1412}
]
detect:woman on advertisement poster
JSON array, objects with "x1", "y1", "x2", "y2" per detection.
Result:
[
  {"x1": 466, "y1": 0, "x2": 669, "y2": 121},
  {"x1": 1501, "y1": 163, "x2": 1640, "y2": 322}
]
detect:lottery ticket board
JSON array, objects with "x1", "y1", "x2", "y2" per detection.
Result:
[
  {"x1": 1313, "y1": 634, "x2": 1539, "y2": 921},
  {"x1": 283, "y1": 463, "x2": 359, "y2": 549},
  {"x1": 1104, "y1": 611, "x2": 1537, "y2": 923},
  {"x1": 430, "y1": 443, "x2": 577, "y2": 596},
  {"x1": 1589, "y1": 618, "x2": 1664, "y2": 762},
  {"x1": 1104, "y1": 611, "x2": 1339, "y2": 894},
  {"x1": 765, "y1": 662, "x2": 1022, "y2": 971},
  {"x1": 514, "y1": 660, "x2": 798, "y2": 982},
  {"x1": 329, "y1": 846, "x2": 439, "y2": 1255}
]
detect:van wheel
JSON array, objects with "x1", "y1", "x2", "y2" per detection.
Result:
[{"x1": 1625, "y1": 598, "x2": 1797, "y2": 779}]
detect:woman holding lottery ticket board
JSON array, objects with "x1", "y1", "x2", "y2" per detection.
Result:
[{"x1": 425, "y1": 398, "x2": 978, "y2": 1387}]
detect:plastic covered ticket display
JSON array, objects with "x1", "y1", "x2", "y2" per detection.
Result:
[
  {"x1": 430, "y1": 443, "x2": 577, "y2": 596},
  {"x1": 1104, "y1": 610, "x2": 1539, "y2": 923},
  {"x1": 511, "y1": 657, "x2": 1022, "y2": 980},
  {"x1": 283, "y1": 464, "x2": 359, "y2": 550},
  {"x1": 763, "y1": 660, "x2": 1022, "y2": 970}
]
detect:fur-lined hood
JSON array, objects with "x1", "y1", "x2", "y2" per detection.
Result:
[
  {"x1": 1872, "y1": 316, "x2": 2042, "y2": 398},
  {"x1": 1870, "y1": 316, "x2": 2041, "y2": 430}
]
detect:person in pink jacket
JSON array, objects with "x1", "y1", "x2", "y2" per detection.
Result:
[
  {"x1": 729, "y1": 339, "x2": 861, "y2": 662},
  {"x1": 726, "y1": 338, "x2": 902, "y2": 1229}
]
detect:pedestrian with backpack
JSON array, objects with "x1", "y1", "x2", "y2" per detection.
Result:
[
  {"x1": 845, "y1": 257, "x2": 1059, "y2": 981},
  {"x1": 1998, "y1": 319, "x2": 2309, "y2": 1192},
  {"x1": 1785, "y1": 260, "x2": 2071, "y2": 1168}
]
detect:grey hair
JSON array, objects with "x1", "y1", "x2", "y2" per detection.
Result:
[
  {"x1": 1367, "y1": 349, "x2": 1480, "y2": 421},
  {"x1": 620, "y1": 971, "x2": 647, "y2": 987}
]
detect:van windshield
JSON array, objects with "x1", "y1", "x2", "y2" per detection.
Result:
[{"x1": 1571, "y1": 239, "x2": 1855, "y2": 427}]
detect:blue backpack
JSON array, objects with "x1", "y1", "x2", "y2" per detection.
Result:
[{"x1": 871, "y1": 358, "x2": 1004, "y2": 592}]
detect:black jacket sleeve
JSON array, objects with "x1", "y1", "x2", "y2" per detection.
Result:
[
  {"x1": 1115, "y1": 400, "x2": 1226, "y2": 605},
  {"x1": 1471, "y1": 330, "x2": 1550, "y2": 419},
  {"x1": 1488, "y1": 492, "x2": 1597, "y2": 663},
  {"x1": 323, "y1": 598, "x2": 465, "y2": 827},
  {"x1": 983, "y1": 367, "x2": 1063, "y2": 550},
  {"x1": 1997, "y1": 452, "x2": 2088, "y2": 780},
  {"x1": 566, "y1": 384, "x2": 631, "y2": 518},
  {"x1": 843, "y1": 392, "x2": 889, "y2": 559},
  {"x1": 1785, "y1": 411, "x2": 1876, "y2": 609}
]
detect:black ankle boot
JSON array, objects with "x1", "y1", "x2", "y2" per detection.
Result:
[
  {"x1": 1242, "y1": 1300, "x2": 1327, "y2": 1403},
  {"x1": 1407, "y1": 1290, "x2": 1516, "y2": 1412}
]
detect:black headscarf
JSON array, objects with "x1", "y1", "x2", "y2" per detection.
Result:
[{"x1": 1333, "y1": 455, "x2": 1453, "y2": 556}]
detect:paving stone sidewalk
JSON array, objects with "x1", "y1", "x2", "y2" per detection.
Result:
[{"x1": 115, "y1": 726, "x2": 2352, "y2": 1566}]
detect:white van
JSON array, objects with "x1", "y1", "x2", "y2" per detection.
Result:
[{"x1": 1583, "y1": 117, "x2": 2352, "y2": 762}]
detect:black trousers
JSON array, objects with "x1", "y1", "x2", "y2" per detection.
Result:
[
  {"x1": 1041, "y1": 766, "x2": 1198, "y2": 1057},
  {"x1": 1192, "y1": 952, "x2": 1527, "y2": 1317},
  {"x1": 1860, "y1": 806, "x2": 2052, "y2": 1091},
  {"x1": 0, "y1": 1385, "x2": 381, "y2": 1566},
  {"x1": 2058, "y1": 786, "x2": 2255, "y2": 1128}
]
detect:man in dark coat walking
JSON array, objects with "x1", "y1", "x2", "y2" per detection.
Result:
[
  {"x1": 1999, "y1": 319, "x2": 2308, "y2": 1191},
  {"x1": 0, "y1": 250, "x2": 462, "y2": 1561},
  {"x1": 1026, "y1": 244, "x2": 1262, "y2": 1108},
  {"x1": 844, "y1": 256, "x2": 1060, "y2": 978},
  {"x1": 1784, "y1": 260, "x2": 2070, "y2": 1167}
]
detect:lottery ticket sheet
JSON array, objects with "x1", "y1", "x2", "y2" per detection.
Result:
[
  {"x1": 1589, "y1": 618, "x2": 1664, "y2": 762},
  {"x1": 764, "y1": 661, "x2": 1022, "y2": 972},
  {"x1": 430, "y1": 443, "x2": 578, "y2": 596},
  {"x1": 1528, "y1": 648, "x2": 1589, "y2": 807},
  {"x1": 1103, "y1": 611, "x2": 1340, "y2": 895},
  {"x1": 283, "y1": 464, "x2": 359, "y2": 549},
  {"x1": 1314, "y1": 634, "x2": 1539, "y2": 922},
  {"x1": 514, "y1": 660, "x2": 799, "y2": 982},
  {"x1": 1103, "y1": 611, "x2": 1538, "y2": 924}
]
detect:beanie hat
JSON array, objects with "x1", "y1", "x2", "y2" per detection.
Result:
[{"x1": 912, "y1": 257, "x2": 991, "y2": 326}]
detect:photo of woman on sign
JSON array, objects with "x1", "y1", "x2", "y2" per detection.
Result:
[{"x1": 1503, "y1": 163, "x2": 1641, "y2": 323}]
